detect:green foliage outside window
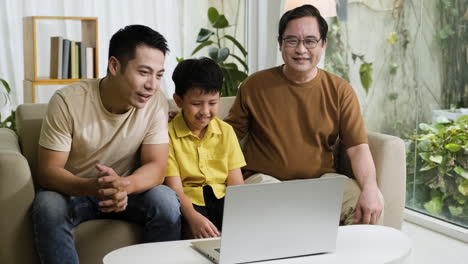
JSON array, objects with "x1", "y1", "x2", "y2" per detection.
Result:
[{"x1": 407, "y1": 115, "x2": 468, "y2": 225}]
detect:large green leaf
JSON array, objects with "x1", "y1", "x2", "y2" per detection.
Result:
[
  {"x1": 229, "y1": 54, "x2": 248, "y2": 72},
  {"x1": 359, "y1": 62, "x2": 373, "y2": 94},
  {"x1": 418, "y1": 123, "x2": 440, "y2": 134},
  {"x1": 222, "y1": 63, "x2": 238, "y2": 71},
  {"x1": 230, "y1": 70, "x2": 247, "y2": 83},
  {"x1": 176, "y1": 57, "x2": 184, "y2": 63},
  {"x1": 0, "y1": 78, "x2": 11, "y2": 94},
  {"x1": 208, "y1": 47, "x2": 229, "y2": 63},
  {"x1": 191, "y1": 40, "x2": 214, "y2": 55},
  {"x1": 208, "y1": 7, "x2": 219, "y2": 23},
  {"x1": 458, "y1": 180, "x2": 468, "y2": 196},
  {"x1": 423, "y1": 196, "x2": 442, "y2": 214},
  {"x1": 196, "y1": 28, "x2": 215, "y2": 43},
  {"x1": 417, "y1": 140, "x2": 432, "y2": 152},
  {"x1": 429, "y1": 155, "x2": 443, "y2": 164},
  {"x1": 419, "y1": 152, "x2": 431, "y2": 162},
  {"x1": 223, "y1": 35, "x2": 247, "y2": 57},
  {"x1": 455, "y1": 167, "x2": 468, "y2": 180},
  {"x1": 445, "y1": 143, "x2": 461, "y2": 152},
  {"x1": 221, "y1": 68, "x2": 236, "y2": 96},
  {"x1": 221, "y1": 67, "x2": 247, "y2": 96},
  {"x1": 448, "y1": 205, "x2": 463, "y2": 216},
  {"x1": 212, "y1": 15, "x2": 229, "y2": 29},
  {"x1": 218, "y1": 47, "x2": 230, "y2": 61}
]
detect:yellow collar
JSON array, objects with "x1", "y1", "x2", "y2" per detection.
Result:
[{"x1": 173, "y1": 112, "x2": 221, "y2": 138}]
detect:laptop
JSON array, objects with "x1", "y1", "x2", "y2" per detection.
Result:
[{"x1": 191, "y1": 175, "x2": 345, "y2": 263}]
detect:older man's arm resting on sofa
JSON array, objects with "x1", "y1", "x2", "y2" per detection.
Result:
[{"x1": 346, "y1": 143, "x2": 383, "y2": 225}]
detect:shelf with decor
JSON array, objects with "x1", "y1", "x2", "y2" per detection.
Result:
[{"x1": 23, "y1": 16, "x2": 98, "y2": 103}]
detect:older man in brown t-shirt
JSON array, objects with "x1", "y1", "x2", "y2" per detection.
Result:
[{"x1": 225, "y1": 4, "x2": 383, "y2": 225}]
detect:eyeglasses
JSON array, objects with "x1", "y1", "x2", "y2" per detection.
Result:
[{"x1": 281, "y1": 37, "x2": 321, "y2": 49}]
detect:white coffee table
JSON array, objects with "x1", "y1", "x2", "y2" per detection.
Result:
[{"x1": 103, "y1": 225, "x2": 412, "y2": 264}]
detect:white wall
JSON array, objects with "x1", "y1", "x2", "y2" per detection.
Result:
[{"x1": 0, "y1": 0, "x2": 246, "y2": 111}]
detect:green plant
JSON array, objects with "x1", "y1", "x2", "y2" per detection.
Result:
[
  {"x1": 0, "y1": 78, "x2": 16, "y2": 131},
  {"x1": 323, "y1": 18, "x2": 373, "y2": 95},
  {"x1": 407, "y1": 115, "x2": 468, "y2": 224},
  {"x1": 182, "y1": 6, "x2": 248, "y2": 97},
  {"x1": 324, "y1": 17, "x2": 350, "y2": 81}
]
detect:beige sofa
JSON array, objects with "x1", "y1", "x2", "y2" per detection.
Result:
[{"x1": 0, "y1": 96, "x2": 406, "y2": 264}]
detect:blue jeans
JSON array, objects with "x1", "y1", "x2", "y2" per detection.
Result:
[{"x1": 32, "y1": 185, "x2": 181, "y2": 264}]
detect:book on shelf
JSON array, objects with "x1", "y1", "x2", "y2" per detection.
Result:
[
  {"x1": 49, "y1": 36, "x2": 63, "y2": 79},
  {"x1": 74, "y1": 42, "x2": 80, "y2": 78},
  {"x1": 70, "y1": 40, "x2": 77, "y2": 79},
  {"x1": 62, "y1": 39, "x2": 71, "y2": 79},
  {"x1": 86, "y1": 47, "x2": 94, "y2": 79},
  {"x1": 78, "y1": 42, "x2": 87, "y2": 79}
]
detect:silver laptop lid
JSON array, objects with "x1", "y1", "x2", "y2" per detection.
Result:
[{"x1": 219, "y1": 176, "x2": 345, "y2": 264}]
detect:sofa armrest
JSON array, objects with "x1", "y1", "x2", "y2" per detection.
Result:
[
  {"x1": 0, "y1": 128, "x2": 38, "y2": 263},
  {"x1": 367, "y1": 131, "x2": 406, "y2": 230}
]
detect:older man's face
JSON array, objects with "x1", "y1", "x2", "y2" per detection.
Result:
[{"x1": 280, "y1": 16, "x2": 326, "y2": 78}]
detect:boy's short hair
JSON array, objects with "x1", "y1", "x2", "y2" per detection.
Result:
[
  {"x1": 108, "y1": 25, "x2": 169, "y2": 73},
  {"x1": 172, "y1": 57, "x2": 223, "y2": 98}
]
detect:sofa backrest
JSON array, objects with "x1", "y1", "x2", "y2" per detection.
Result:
[
  {"x1": 15, "y1": 96, "x2": 237, "y2": 181},
  {"x1": 16, "y1": 103, "x2": 48, "y2": 182},
  {"x1": 15, "y1": 96, "x2": 353, "y2": 180}
]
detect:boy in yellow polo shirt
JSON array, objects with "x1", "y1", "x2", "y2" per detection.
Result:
[{"x1": 165, "y1": 58, "x2": 246, "y2": 239}]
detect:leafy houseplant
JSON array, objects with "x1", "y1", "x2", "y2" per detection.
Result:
[
  {"x1": 187, "y1": 7, "x2": 248, "y2": 97},
  {"x1": 406, "y1": 115, "x2": 468, "y2": 225},
  {"x1": 0, "y1": 78, "x2": 16, "y2": 131}
]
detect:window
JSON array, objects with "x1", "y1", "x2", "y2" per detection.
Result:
[{"x1": 324, "y1": 0, "x2": 468, "y2": 228}]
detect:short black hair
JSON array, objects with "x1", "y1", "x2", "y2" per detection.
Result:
[
  {"x1": 172, "y1": 57, "x2": 223, "y2": 98},
  {"x1": 278, "y1": 4, "x2": 328, "y2": 44},
  {"x1": 108, "y1": 25, "x2": 169, "y2": 72}
]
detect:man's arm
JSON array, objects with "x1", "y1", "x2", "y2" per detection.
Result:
[
  {"x1": 346, "y1": 143, "x2": 383, "y2": 225},
  {"x1": 123, "y1": 143, "x2": 169, "y2": 194},
  {"x1": 37, "y1": 146, "x2": 100, "y2": 197}
]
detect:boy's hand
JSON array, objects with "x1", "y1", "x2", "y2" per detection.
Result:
[{"x1": 189, "y1": 212, "x2": 220, "y2": 239}]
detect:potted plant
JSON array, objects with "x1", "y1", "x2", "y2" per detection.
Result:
[
  {"x1": 0, "y1": 78, "x2": 16, "y2": 131},
  {"x1": 406, "y1": 115, "x2": 468, "y2": 225},
  {"x1": 180, "y1": 7, "x2": 248, "y2": 97}
]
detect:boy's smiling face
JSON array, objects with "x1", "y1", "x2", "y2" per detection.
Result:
[{"x1": 174, "y1": 88, "x2": 220, "y2": 137}]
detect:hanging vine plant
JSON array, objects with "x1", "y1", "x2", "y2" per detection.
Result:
[{"x1": 438, "y1": 0, "x2": 468, "y2": 108}]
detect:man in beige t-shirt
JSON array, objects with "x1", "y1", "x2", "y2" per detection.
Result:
[
  {"x1": 225, "y1": 5, "x2": 384, "y2": 226},
  {"x1": 32, "y1": 25, "x2": 181, "y2": 264}
]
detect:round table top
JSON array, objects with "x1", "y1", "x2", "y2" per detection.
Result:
[{"x1": 103, "y1": 224, "x2": 412, "y2": 264}]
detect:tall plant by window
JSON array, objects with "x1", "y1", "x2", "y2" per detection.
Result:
[{"x1": 187, "y1": 7, "x2": 248, "y2": 96}]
